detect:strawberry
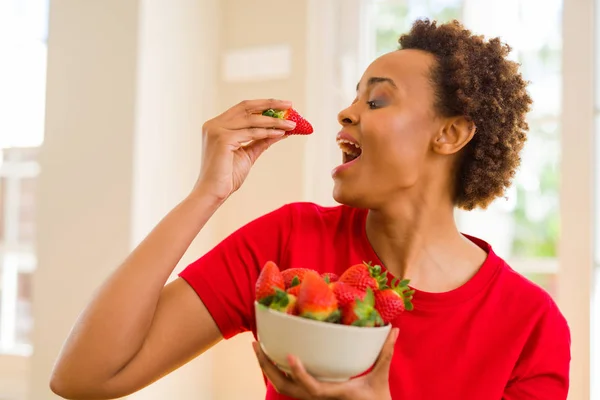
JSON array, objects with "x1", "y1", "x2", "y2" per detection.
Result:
[
  {"x1": 330, "y1": 281, "x2": 365, "y2": 308},
  {"x1": 269, "y1": 288, "x2": 298, "y2": 315},
  {"x1": 296, "y1": 271, "x2": 340, "y2": 322},
  {"x1": 341, "y1": 287, "x2": 384, "y2": 327},
  {"x1": 286, "y1": 284, "x2": 301, "y2": 297},
  {"x1": 375, "y1": 278, "x2": 415, "y2": 324},
  {"x1": 321, "y1": 272, "x2": 339, "y2": 284},
  {"x1": 262, "y1": 108, "x2": 313, "y2": 135},
  {"x1": 339, "y1": 261, "x2": 388, "y2": 292},
  {"x1": 281, "y1": 268, "x2": 312, "y2": 289},
  {"x1": 255, "y1": 261, "x2": 285, "y2": 306}
]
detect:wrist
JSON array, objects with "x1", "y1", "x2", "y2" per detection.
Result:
[{"x1": 186, "y1": 185, "x2": 227, "y2": 212}]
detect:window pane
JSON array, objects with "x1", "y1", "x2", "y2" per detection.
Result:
[
  {"x1": 0, "y1": 177, "x2": 5, "y2": 243},
  {"x1": 595, "y1": 116, "x2": 600, "y2": 266},
  {"x1": 15, "y1": 271, "x2": 32, "y2": 346},
  {"x1": 4, "y1": 146, "x2": 40, "y2": 163},
  {"x1": 0, "y1": 262, "x2": 3, "y2": 345},
  {"x1": 511, "y1": 119, "x2": 560, "y2": 258},
  {"x1": 373, "y1": 0, "x2": 462, "y2": 56},
  {"x1": 18, "y1": 177, "x2": 36, "y2": 245}
]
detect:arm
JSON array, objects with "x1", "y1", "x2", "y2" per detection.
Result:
[
  {"x1": 50, "y1": 99, "x2": 297, "y2": 399},
  {"x1": 50, "y1": 194, "x2": 222, "y2": 399},
  {"x1": 503, "y1": 300, "x2": 571, "y2": 400}
]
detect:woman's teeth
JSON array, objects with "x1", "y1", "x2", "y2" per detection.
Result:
[
  {"x1": 336, "y1": 138, "x2": 361, "y2": 158},
  {"x1": 337, "y1": 138, "x2": 362, "y2": 164}
]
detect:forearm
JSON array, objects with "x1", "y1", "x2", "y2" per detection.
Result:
[{"x1": 51, "y1": 191, "x2": 222, "y2": 384}]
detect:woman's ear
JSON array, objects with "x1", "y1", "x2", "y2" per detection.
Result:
[{"x1": 432, "y1": 116, "x2": 476, "y2": 155}]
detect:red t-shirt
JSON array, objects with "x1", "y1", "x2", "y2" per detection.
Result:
[{"x1": 180, "y1": 202, "x2": 571, "y2": 400}]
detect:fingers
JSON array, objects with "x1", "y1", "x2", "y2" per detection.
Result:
[
  {"x1": 244, "y1": 136, "x2": 287, "y2": 165},
  {"x1": 370, "y1": 328, "x2": 399, "y2": 380},
  {"x1": 235, "y1": 98, "x2": 292, "y2": 115},
  {"x1": 253, "y1": 342, "x2": 302, "y2": 398},
  {"x1": 204, "y1": 98, "x2": 297, "y2": 145},
  {"x1": 287, "y1": 355, "x2": 345, "y2": 399},
  {"x1": 228, "y1": 113, "x2": 297, "y2": 131},
  {"x1": 231, "y1": 128, "x2": 287, "y2": 144}
]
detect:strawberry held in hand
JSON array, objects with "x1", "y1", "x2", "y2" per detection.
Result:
[
  {"x1": 255, "y1": 261, "x2": 285, "y2": 306},
  {"x1": 262, "y1": 108, "x2": 313, "y2": 135},
  {"x1": 296, "y1": 271, "x2": 340, "y2": 322},
  {"x1": 375, "y1": 277, "x2": 415, "y2": 324},
  {"x1": 339, "y1": 261, "x2": 388, "y2": 292}
]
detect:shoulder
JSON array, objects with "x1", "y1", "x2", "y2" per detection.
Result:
[
  {"x1": 467, "y1": 235, "x2": 568, "y2": 331},
  {"x1": 493, "y1": 255, "x2": 569, "y2": 333}
]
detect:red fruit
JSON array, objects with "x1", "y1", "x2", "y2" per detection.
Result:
[
  {"x1": 330, "y1": 281, "x2": 365, "y2": 308},
  {"x1": 321, "y1": 272, "x2": 339, "y2": 284},
  {"x1": 269, "y1": 289, "x2": 298, "y2": 315},
  {"x1": 286, "y1": 284, "x2": 301, "y2": 297},
  {"x1": 341, "y1": 287, "x2": 383, "y2": 327},
  {"x1": 255, "y1": 261, "x2": 285, "y2": 305},
  {"x1": 281, "y1": 268, "x2": 311, "y2": 288},
  {"x1": 375, "y1": 278, "x2": 415, "y2": 324},
  {"x1": 262, "y1": 108, "x2": 313, "y2": 135},
  {"x1": 339, "y1": 261, "x2": 388, "y2": 292},
  {"x1": 296, "y1": 271, "x2": 339, "y2": 322}
]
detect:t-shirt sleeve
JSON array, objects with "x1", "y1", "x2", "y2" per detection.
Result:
[
  {"x1": 178, "y1": 204, "x2": 293, "y2": 339},
  {"x1": 503, "y1": 299, "x2": 571, "y2": 399}
]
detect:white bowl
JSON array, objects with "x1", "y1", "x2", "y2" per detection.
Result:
[{"x1": 255, "y1": 301, "x2": 392, "y2": 382}]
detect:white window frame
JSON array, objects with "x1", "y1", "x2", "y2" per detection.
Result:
[
  {"x1": 0, "y1": 151, "x2": 39, "y2": 356},
  {"x1": 305, "y1": 0, "x2": 596, "y2": 397}
]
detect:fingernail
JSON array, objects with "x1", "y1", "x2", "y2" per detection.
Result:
[
  {"x1": 270, "y1": 129, "x2": 286, "y2": 137},
  {"x1": 286, "y1": 354, "x2": 296, "y2": 367},
  {"x1": 284, "y1": 120, "x2": 296, "y2": 128}
]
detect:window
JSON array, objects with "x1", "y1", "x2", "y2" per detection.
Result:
[
  {"x1": 365, "y1": 0, "x2": 563, "y2": 297},
  {"x1": 0, "y1": 0, "x2": 48, "y2": 355},
  {"x1": 0, "y1": 148, "x2": 39, "y2": 355}
]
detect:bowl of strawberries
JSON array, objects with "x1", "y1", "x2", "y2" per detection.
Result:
[{"x1": 254, "y1": 261, "x2": 414, "y2": 382}]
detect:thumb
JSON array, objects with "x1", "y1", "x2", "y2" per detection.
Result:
[
  {"x1": 244, "y1": 136, "x2": 287, "y2": 164},
  {"x1": 370, "y1": 327, "x2": 399, "y2": 381}
]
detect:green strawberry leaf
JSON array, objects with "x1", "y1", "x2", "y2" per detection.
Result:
[
  {"x1": 325, "y1": 309, "x2": 341, "y2": 323},
  {"x1": 258, "y1": 295, "x2": 274, "y2": 307}
]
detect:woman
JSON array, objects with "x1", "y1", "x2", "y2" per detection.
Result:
[{"x1": 50, "y1": 19, "x2": 570, "y2": 400}]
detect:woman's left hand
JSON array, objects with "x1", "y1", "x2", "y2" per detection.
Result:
[{"x1": 253, "y1": 327, "x2": 399, "y2": 400}]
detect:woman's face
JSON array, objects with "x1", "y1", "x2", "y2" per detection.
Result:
[{"x1": 332, "y1": 49, "x2": 449, "y2": 209}]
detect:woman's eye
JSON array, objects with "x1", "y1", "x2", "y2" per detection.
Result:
[{"x1": 367, "y1": 99, "x2": 384, "y2": 109}]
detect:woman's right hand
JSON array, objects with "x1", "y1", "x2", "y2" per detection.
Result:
[{"x1": 194, "y1": 98, "x2": 297, "y2": 202}]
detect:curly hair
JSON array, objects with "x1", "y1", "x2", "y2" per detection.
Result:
[{"x1": 398, "y1": 19, "x2": 532, "y2": 210}]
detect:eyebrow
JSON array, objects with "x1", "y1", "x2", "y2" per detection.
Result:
[{"x1": 356, "y1": 76, "x2": 398, "y2": 91}]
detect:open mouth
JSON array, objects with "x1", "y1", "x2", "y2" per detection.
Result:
[{"x1": 337, "y1": 138, "x2": 362, "y2": 164}]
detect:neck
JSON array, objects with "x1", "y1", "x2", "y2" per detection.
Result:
[{"x1": 365, "y1": 192, "x2": 485, "y2": 291}]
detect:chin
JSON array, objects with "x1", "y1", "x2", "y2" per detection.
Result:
[{"x1": 332, "y1": 183, "x2": 372, "y2": 209}]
